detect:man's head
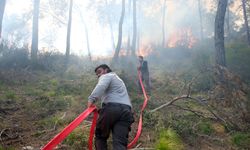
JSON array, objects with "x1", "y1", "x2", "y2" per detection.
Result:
[
  {"x1": 94, "y1": 64, "x2": 112, "y2": 78},
  {"x1": 138, "y1": 56, "x2": 143, "y2": 62}
]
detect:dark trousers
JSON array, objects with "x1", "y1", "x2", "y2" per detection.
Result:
[
  {"x1": 138, "y1": 72, "x2": 151, "y2": 94},
  {"x1": 95, "y1": 103, "x2": 134, "y2": 150}
]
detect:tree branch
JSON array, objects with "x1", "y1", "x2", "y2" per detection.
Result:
[
  {"x1": 171, "y1": 104, "x2": 205, "y2": 118},
  {"x1": 150, "y1": 95, "x2": 188, "y2": 113}
]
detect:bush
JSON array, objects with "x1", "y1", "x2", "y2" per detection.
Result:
[
  {"x1": 26, "y1": 96, "x2": 70, "y2": 119},
  {"x1": 63, "y1": 127, "x2": 89, "y2": 149},
  {"x1": 231, "y1": 132, "x2": 250, "y2": 149},
  {"x1": 5, "y1": 91, "x2": 17, "y2": 100},
  {"x1": 56, "y1": 81, "x2": 83, "y2": 96},
  {"x1": 0, "y1": 145, "x2": 15, "y2": 150},
  {"x1": 192, "y1": 73, "x2": 214, "y2": 91},
  {"x1": 155, "y1": 128, "x2": 184, "y2": 150},
  {"x1": 226, "y1": 42, "x2": 250, "y2": 83},
  {"x1": 171, "y1": 114, "x2": 197, "y2": 137},
  {"x1": 197, "y1": 121, "x2": 213, "y2": 135},
  {"x1": 0, "y1": 47, "x2": 29, "y2": 69}
]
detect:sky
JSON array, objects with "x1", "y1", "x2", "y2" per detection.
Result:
[
  {"x1": 3, "y1": 0, "x2": 113, "y2": 56},
  {"x1": 2, "y1": 0, "x2": 243, "y2": 57}
]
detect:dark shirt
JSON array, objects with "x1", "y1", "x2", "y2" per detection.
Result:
[{"x1": 140, "y1": 61, "x2": 149, "y2": 74}]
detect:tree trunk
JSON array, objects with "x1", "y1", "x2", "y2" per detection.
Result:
[
  {"x1": 162, "y1": 0, "x2": 166, "y2": 47},
  {"x1": 105, "y1": 0, "x2": 115, "y2": 50},
  {"x1": 79, "y1": 13, "x2": 92, "y2": 61},
  {"x1": 31, "y1": 0, "x2": 40, "y2": 61},
  {"x1": 126, "y1": 0, "x2": 132, "y2": 56},
  {"x1": 113, "y1": 0, "x2": 125, "y2": 61},
  {"x1": 108, "y1": 18, "x2": 115, "y2": 51},
  {"x1": 84, "y1": 23, "x2": 91, "y2": 61},
  {"x1": 198, "y1": 0, "x2": 204, "y2": 40},
  {"x1": 65, "y1": 0, "x2": 73, "y2": 65},
  {"x1": 242, "y1": 0, "x2": 250, "y2": 45},
  {"x1": 0, "y1": 0, "x2": 6, "y2": 39},
  {"x1": 137, "y1": 31, "x2": 140, "y2": 52},
  {"x1": 126, "y1": 36, "x2": 131, "y2": 55},
  {"x1": 131, "y1": 0, "x2": 137, "y2": 56},
  {"x1": 215, "y1": 0, "x2": 228, "y2": 67},
  {"x1": 226, "y1": 1, "x2": 230, "y2": 37}
]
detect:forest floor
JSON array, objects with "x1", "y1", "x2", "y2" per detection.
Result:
[{"x1": 0, "y1": 69, "x2": 247, "y2": 150}]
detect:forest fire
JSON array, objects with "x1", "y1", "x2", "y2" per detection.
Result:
[
  {"x1": 167, "y1": 28, "x2": 197, "y2": 48},
  {"x1": 137, "y1": 44, "x2": 154, "y2": 56}
]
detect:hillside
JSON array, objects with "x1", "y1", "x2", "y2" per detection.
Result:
[{"x1": 1, "y1": 44, "x2": 250, "y2": 150}]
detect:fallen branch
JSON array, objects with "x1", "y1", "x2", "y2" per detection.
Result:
[
  {"x1": 150, "y1": 95, "x2": 229, "y2": 126},
  {"x1": 150, "y1": 95, "x2": 188, "y2": 113},
  {"x1": 185, "y1": 96, "x2": 229, "y2": 125},
  {"x1": 0, "y1": 128, "x2": 8, "y2": 142},
  {"x1": 0, "y1": 128, "x2": 18, "y2": 141},
  {"x1": 171, "y1": 104, "x2": 205, "y2": 118},
  {"x1": 194, "y1": 133, "x2": 224, "y2": 143},
  {"x1": 135, "y1": 143, "x2": 141, "y2": 148}
]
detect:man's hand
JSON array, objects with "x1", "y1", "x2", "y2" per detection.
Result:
[{"x1": 88, "y1": 101, "x2": 95, "y2": 108}]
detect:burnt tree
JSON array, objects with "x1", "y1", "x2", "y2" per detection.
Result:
[
  {"x1": 214, "y1": 0, "x2": 228, "y2": 67},
  {"x1": 0, "y1": 0, "x2": 6, "y2": 38},
  {"x1": 113, "y1": 0, "x2": 125, "y2": 61},
  {"x1": 65, "y1": 0, "x2": 73, "y2": 66},
  {"x1": 242, "y1": 0, "x2": 250, "y2": 45},
  {"x1": 31, "y1": 0, "x2": 40, "y2": 61}
]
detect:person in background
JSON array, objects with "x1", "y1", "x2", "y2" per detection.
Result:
[
  {"x1": 88, "y1": 64, "x2": 134, "y2": 150},
  {"x1": 137, "y1": 56, "x2": 151, "y2": 95}
]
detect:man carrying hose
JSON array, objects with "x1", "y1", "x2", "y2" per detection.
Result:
[
  {"x1": 88, "y1": 64, "x2": 134, "y2": 150},
  {"x1": 137, "y1": 56, "x2": 151, "y2": 95}
]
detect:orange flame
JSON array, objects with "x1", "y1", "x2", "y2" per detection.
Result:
[
  {"x1": 137, "y1": 44, "x2": 154, "y2": 57},
  {"x1": 167, "y1": 28, "x2": 197, "y2": 48}
]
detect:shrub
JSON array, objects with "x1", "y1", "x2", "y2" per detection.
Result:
[
  {"x1": 26, "y1": 96, "x2": 70, "y2": 119},
  {"x1": 226, "y1": 42, "x2": 250, "y2": 83},
  {"x1": 5, "y1": 91, "x2": 17, "y2": 100},
  {"x1": 231, "y1": 132, "x2": 250, "y2": 149},
  {"x1": 0, "y1": 145, "x2": 15, "y2": 150},
  {"x1": 0, "y1": 46, "x2": 29, "y2": 69},
  {"x1": 155, "y1": 128, "x2": 184, "y2": 150},
  {"x1": 171, "y1": 114, "x2": 197, "y2": 137},
  {"x1": 63, "y1": 127, "x2": 89, "y2": 149},
  {"x1": 197, "y1": 121, "x2": 213, "y2": 135}
]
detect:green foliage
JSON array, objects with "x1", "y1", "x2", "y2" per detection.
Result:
[
  {"x1": 0, "y1": 81, "x2": 4, "y2": 91},
  {"x1": 5, "y1": 91, "x2": 17, "y2": 100},
  {"x1": 155, "y1": 128, "x2": 184, "y2": 150},
  {"x1": 26, "y1": 96, "x2": 70, "y2": 119},
  {"x1": 1, "y1": 39, "x2": 250, "y2": 149},
  {"x1": 0, "y1": 145, "x2": 15, "y2": 150},
  {"x1": 63, "y1": 127, "x2": 89, "y2": 149},
  {"x1": 170, "y1": 114, "x2": 197, "y2": 137},
  {"x1": 45, "y1": 91, "x2": 56, "y2": 97},
  {"x1": 49, "y1": 79, "x2": 58, "y2": 86},
  {"x1": 24, "y1": 86, "x2": 44, "y2": 96},
  {"x1": 231, "y1": 132, "x2": 250, "y2": 149},
  {"x1": 192, "y1": 73, "x2": 214, "y2": 91},
  {"x1": 54, "y1": 79, "x2": 86, "y2": 96},
  {"x1": 37, "y1": 116, "x2": 62, "y2": 130},
  {"x1": 143, "y1": 111, "x2": 161, "y2": 128},
  {"x1": 192, "y1": 47, "x2": 213, "y2": 70},
  {"x1": 226, "y1": 42, "x2": 250, "y2": 83},
  {"x1": 197, "y1": 121, "x2": 213, "y2": 135},
  {"x1": 0, "y1": 45, "x2": 30, "y2": 69}
]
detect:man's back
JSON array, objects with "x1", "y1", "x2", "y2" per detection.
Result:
[
  {"x1": 102, "y1": 72, "x2": 131, "y2": 106},
  {"x1": 141, "y1": 61, "x2": 149, "y2": 74}
]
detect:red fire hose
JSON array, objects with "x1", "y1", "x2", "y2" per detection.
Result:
[
  {"x1": 41, "y1": 70, "x2": 148, "y2": 149},
  {"x1": 42, "y1": 106, "x2": 98, "y2": 150}
]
